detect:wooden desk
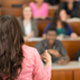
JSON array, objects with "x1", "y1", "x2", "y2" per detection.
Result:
[
  {"x1": 69, "y1": 22, "x2": 80, "y2": 35},
  {"x1": 2, "y1": 0, "x2": 35, "y2": 8},
  {"x1": 25, "y1": 39, "x2": 80, "y2": 60},
  {"x1": 48, "y1": 7, "x2": 57, "y2": 18},
  {"x1": 2, "y1": 8, "x2": 22, "y2": 17},
  {"x1": 51, "y1": 61, "x2": 80, "y2": 80},
  {"x1": 37, "y1": 20, "x2": 51, "y2": 36},
  {"x1": 2, "y1": 0, "x2": 31, "y2": 8}
]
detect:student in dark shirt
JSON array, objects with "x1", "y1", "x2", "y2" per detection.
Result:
[
  {"x1": 59, "y1": 0, "x2": 80, "y2": 17},
  {"x1": 35, "y1": 27, "x2": 70, "y2": 64}
]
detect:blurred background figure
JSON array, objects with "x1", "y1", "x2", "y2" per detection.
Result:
[
  {"x1": 43, "y1": 9, "x2": 78, "y2": 39},
  {"x1": 59, "y1": 0, "x2": 80, "y2": 18},
  {"x1": 30, "y1": 0, "x2": 48, "y2": 19},
  {"x1": 17, "y1": 4, "x2": 39, "y2": 42}
]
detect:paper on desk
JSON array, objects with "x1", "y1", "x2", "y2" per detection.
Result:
[{"x1": 28, "y1": 37, "x2": 43, "y2": 42}]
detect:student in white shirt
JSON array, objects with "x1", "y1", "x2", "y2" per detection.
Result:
[{"x1": 18, "y1": 4, "x2": 39, "y2": 42}]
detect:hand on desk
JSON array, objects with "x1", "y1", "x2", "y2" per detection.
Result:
[
  {"x1": 57, "y1": 60, "x2": 69, "y2": 65},
  {"x1": 70, "y1": 33, "x2": 78, "y2": 39},
  {"x1": 24, "y1": 32, "x2": 34, "y2": 42}
]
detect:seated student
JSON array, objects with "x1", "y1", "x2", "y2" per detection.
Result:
[
  {"x1": 43, "y1": 9, "x2": 78, "y2": 38},
  {"x1": 59, "y1": 0, "x2": 80, "y2": 18},
  {"x1": 17, "y1": 5, "x2": 38, "y2": 42},
  {"x1": 0, "y1": 16, "x2": 52, "y2": 80},
  {"x1": 30, "y1": 0, "x2": 48, "y2": 19},
  {"x1": 35, "y1": 27, "x2": 70, "y2": 64}
]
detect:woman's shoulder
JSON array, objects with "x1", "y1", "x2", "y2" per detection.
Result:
[
  {"x1": 22, "y1": 44, "x2": 37, "y2": 52},
  {"x1": 22, "y1": 44, "x2": 38, "y2": 58}
]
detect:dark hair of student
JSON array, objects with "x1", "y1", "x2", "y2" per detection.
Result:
[
  {"x1": 0, "y1": 16, "x2": 24, "y2": 80},
  {"x1": 51, "y1": 9, "x2": 69, "y2": 31},
  {"x1": 46, "y1": 25, "x2": 57, "y2": 34}
]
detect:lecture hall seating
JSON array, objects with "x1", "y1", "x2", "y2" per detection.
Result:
[
  {"x1": 51, "y1": 61, "x2": 80, "y2": 80},
  {"x1": 25, "y1": 40, "x2": 80, "y2": 60},
  {"x1": 1, "y1": 0, "x2": 80, "y2": 80},
  {"x1": 37, "y1": 20, "x2": 80, "y2": 36},
  {"x1": 0, "y1": 0, "x2": 57, "y2": 17},
  {"x1": 69, "y1": 22, "x2": 80, "y2": 35},
  {"x1": 2, "y1": 8, "x2": 22, "y2": 17}
]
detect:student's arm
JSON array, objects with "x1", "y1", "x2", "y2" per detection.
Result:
[
  {"x1": 48, "y1": 41, "x2": 70, "y2": 65},
  {"x1": 67, "y1": 25, "x2": 78, "y2": 38},
  {"x1": 48, "y1": 49, "x2": 62, "y2": 58},
  {"x1": 67, "y1": 24, "x2": 73, "y2": 36},
  {"x1": 23, "y1": 32, "x2": 34, "y2": 42},
  {"x1": 57, "y1": 42, "x2": 70, "y2": 64},
  {"x1": 42, "y1": 23, "x2": 51, "y2": 38}
]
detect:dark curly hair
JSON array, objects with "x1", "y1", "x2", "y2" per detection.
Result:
[{"x1": 0, "y1": 16, "x2": 24, "y2": 80}]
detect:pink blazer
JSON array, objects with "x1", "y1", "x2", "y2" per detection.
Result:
[{"x1": 16, "y1": 45, "x2": 51, "y2": 80}]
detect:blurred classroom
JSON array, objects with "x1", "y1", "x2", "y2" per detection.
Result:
[{"x1": 0, "y1": 0, "x2": 80, "y2": 80}]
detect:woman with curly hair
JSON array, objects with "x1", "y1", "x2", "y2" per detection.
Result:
[{"x1": 0, "y1": 16, "x2": 52, "y2": 80}]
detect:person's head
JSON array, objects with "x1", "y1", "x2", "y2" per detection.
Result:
[
  {"x1": 59, "y1": 9, "x2": 68, "y2": 21},
  {"x1": 52, "y1": 9, "x2": 68, "y2": 27},
  {"x1": 35, "y1": 0, "x2": 44, "y2": 5},
  {"x1": 22, "y1": 4, "x2": 32, "y2": 20},
  {"x1": 46, "y1": 26, "x2": 57, "y2": 45},
  {"x1": 0, "y1": 16, "x2": 24, "y2": 80}
]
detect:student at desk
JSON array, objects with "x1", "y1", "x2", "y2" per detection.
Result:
[
  {"x1": 43, "y1": 9, "x2": 78, "y2": 39},
  {"x1": 17, "y1": 5, "x2": 38, "y2": 42},
  {"x1": 35, "y1": 27, "x2": 70, "y2": 65}
]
